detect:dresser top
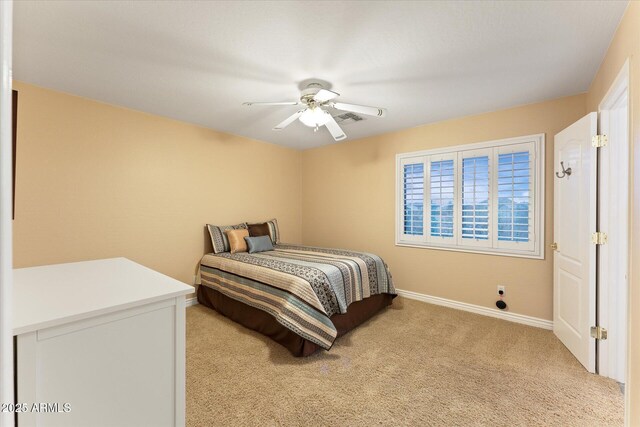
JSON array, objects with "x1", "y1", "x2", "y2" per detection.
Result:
[{"x1": 13, "y1": 257, "x2": 193, "y2": 335}]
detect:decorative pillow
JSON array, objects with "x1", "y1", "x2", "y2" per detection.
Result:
[
  {"x1": 226, "y1": 229, "x2": 249, "y2": 254},
  {"x1": 265, "y1": 218, "x2": 280, "y2": 244},
  {"x1": 206, "y1": 223, "x2": 248, "y2": 254},
  {"x1": 244, "y1": 235, "x2": 274, "y2": 254},
  {"x1": 248, "y1": 218, "x2": 280, "y2": 244},
  {"x1": 248, "y1": 223, "x2": 270, "y2": 238}
]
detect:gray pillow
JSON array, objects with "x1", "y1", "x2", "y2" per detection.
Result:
[{"x1": 244, "y1": 235, "x2": 274, "y2": 254}]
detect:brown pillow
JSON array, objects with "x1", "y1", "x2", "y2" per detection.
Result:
[
  {"x1": 226, "y1": 229, "x2": 249, "y2": 254},
  {"x1": 248, "y1": 223, "x2": 270, "y2": 238}
]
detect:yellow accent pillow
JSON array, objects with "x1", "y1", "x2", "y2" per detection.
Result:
[{"x1": 226, "y1": 229, "x2": 249, "y2": 254}]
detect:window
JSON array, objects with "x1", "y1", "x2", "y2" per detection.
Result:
[{"x1": 396, "y1": 134, "x2": 544, "y2": 258}]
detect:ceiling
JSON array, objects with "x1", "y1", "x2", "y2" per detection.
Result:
[{"x1": 14, "y1": 1, "x2": 627, "y2": 150}]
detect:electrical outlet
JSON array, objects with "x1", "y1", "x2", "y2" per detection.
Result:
[{"x1": 497, "y1": 285, "x2": 505, "y2": 296}]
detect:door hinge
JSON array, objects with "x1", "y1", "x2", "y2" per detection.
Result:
[
  {"x1": 590, "y1": 326, "x2": 608, "y2": 340},
  {"x1": 592, "y1": 134, "x2": 608, "y2": 148},
  {"x1": 591, "y1": 232, "x2": 608, "y2": 245}
]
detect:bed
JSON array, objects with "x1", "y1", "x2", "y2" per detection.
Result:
[{"x1": 197, "y1": 243, "x2": 396, "y2": 356}]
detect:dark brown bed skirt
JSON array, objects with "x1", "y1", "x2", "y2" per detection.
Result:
[{"x1": 197, "y1": 284, "x2": 395, "y2": 357}]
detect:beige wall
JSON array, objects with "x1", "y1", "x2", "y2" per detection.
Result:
[
  {"x1": 12, "y1": 82, "x2": 302, "y2": 289},
  {"x1": 301, "y1": 95, "x2": 586, "y2": 321},
  {"x1": 586, "y1": 2, "x2": 639, "y2": 425}
]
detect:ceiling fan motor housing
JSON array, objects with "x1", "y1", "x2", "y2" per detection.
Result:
[{"x1": 300, "y1": 82, "x2": 324, "y2": 104}]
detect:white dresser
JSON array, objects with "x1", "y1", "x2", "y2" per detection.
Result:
[{"x1": 13, "y1": 258, "x2": 193, "y2": 427}]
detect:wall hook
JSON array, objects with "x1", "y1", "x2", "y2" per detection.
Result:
[{"x1": 555, "y1": 161, "x2": 572, "y2": 178}]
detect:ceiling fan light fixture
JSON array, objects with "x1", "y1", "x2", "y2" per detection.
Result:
[{"x1": 299, "y1": 107, "x2": 330, "y2": 128}]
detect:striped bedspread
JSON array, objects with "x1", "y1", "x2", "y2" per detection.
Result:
[{"x1": 198, "y1": 244, "x2": 395, "y2": 350}]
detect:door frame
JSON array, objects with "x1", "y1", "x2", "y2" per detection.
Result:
[
  {"x1": 0, "y1": 1, "x2": 13, "y2": 427},
  {"x1": 597, "y1": 58, "x2": 630, "y2": 386}
]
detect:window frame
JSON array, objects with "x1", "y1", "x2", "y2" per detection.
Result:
[{"x1": 395, "y1": 134, "x2": 545, "y2": 259}]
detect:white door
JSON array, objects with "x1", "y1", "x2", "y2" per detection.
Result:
[{"x1": 553, "y1": 112, "x2": 597, "y2": 372}]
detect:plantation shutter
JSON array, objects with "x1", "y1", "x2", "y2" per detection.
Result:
[
  {"x1": 427, "y1": 155, "x2": 456, "y2": 242},
  {"x1": 400, "y1": 157, "x2": 425, "y2": 241},
  {"x1": 494, "y1": 143, "x2": 535, "y2": 251},
  {"x1": 459, "y1": 149, "x2": 492, "y2": 248}
]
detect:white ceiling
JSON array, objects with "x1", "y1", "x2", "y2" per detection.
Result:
[{"x1": 14, "y1": 1, "x2": 627, "y2": 150}]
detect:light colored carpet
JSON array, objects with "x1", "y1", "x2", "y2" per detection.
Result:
[{"x1": 186, "y1": 297, "x2": 623, "y2": 426}]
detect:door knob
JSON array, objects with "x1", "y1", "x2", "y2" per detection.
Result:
[{"x1": 551, "y1": 242, "x2": 558, "y2": 251}]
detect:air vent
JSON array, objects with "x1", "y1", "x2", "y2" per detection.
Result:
[{"x1": 333, "y1": 112, "x2": 365, "y2": 125}]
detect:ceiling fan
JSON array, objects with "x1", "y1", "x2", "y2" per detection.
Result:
[{"x1": 243, "y1": 82, "x2": 387, "y2": 142}]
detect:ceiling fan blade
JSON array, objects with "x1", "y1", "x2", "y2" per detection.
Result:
[
  {"x1": 243, "y1": 101, "x2": 300, "y2": 106},
  {"x1": 313, "y1": 89, "x2": 339, "y2": 103},
  {"x1": 273, "y1": 110, "x2": 305, "y2": 131},
  {"x1": 331, "y1": 102, "x2": 387, "y2": 117},
  {"x1": 324, "y1": 115, "x2": 347, "y2": 141}
]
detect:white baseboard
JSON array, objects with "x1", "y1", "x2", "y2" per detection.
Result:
[
  {"x1": 185, "y1": 287, "x2": 550, "y2": 328},
  {"x1": 396, "y1": 289, "x2": 553, "y2": 330}
]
